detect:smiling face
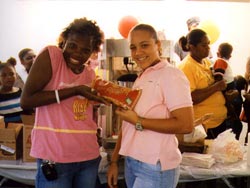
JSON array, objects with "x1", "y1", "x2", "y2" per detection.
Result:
[
  {"x1": 62, "y1": 33, "x2": 93, "y2": 68},
  {"x1": 21, "y1": 50, "x2": 36, "y2": 73},
  {"x1": 129, "y1": 29, "x2": 161, "y2": 70}
]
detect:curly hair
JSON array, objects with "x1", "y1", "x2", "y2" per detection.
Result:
[
  {"x1": 0, "y1": 57, "x2": 17, "y2": 71},
  {"x1": 58, "y1": 17, "x2": 104, "y2": 53},
  {"x1": 6, "y1": 57, "x2": 17, "y2": 66}
]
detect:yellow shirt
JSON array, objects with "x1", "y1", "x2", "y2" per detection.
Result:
[{"x1": 178, "y1": 55, "x2": 227, "y2": 129}]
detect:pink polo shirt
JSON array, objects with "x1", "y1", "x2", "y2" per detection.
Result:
[{"x1": 119, "y1": 61, "x2": 193, "y2": 171}]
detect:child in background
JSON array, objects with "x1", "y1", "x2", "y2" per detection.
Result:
[
  {"x1": 0, "y1": 58, "x2": 23, "y2": 125},
  {"x1": 213, "y1": 43, "x2": 243, "y2": 138},
  {"x1": 213, "y1": 42, "x2": 238, "y2": 101},
  {"x1": 17, "y1": 48, "x2": 36, "y2": 84}
]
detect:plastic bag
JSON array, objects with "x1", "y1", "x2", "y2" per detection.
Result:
[
  {"x1": 183, "y1": 124, "x2": 207, "y2": 143},
  {"x1": 207, "y1": 129, "x2": 244, "y2": 163}
]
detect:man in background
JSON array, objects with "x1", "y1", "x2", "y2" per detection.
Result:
[
  {"x1": 174, "y1": 16, "x2": 200, "y2": 61},
  {"x1": 16, "y1": 48, "x2": 36, "y2": 84}
]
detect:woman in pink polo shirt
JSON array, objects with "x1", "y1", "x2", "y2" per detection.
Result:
[{"x1": 107, "y1": 24, "x2": 194, "y2": 188}]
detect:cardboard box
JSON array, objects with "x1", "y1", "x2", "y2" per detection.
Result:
[
  {"x1": 176, "y1": 116, "x2": 209, "y2": 154},
  {"x1": 23, "y1": 124, "x2": 35, "y2": 162},
  {"x1": 0, "y1": 116, "x2": 5, "y2": 129},
  {"x1": 21, "y1": 114, "x2": 36, "y2": 162},
  {"x1": 176, "y1": 133, "x2": 205, "y2": 154},
  {"x1": 0, "y1": 123, "x2": 23, "y2": 160}
]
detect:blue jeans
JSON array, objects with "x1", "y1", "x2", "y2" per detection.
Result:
[
  {"x1": 36, "y1": 156, "x2": 101, "y2": 188},
  {"x1": 125, "y1": 156, "x2": 180, "y2": 188}
]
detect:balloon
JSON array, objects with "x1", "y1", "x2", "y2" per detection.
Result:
[
  {"x1": 198, "y1": 20, "x2": 220, "y2": 45},
  {"x1": 118, "y1": 16, "x2": 139, "y2": 38}
]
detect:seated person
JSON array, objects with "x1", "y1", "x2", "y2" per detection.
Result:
[{"x1": 178, "y1": 29, "x2": 228, "y2": 139}]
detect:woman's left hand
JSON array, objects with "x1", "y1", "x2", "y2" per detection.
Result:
[{"x1": 115, "y1": 107, "x2": 138, "y2": 124}]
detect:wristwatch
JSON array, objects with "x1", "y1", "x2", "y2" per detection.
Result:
[{"x1": 135, "y1": 117, "x2": 143, "y2": 131}]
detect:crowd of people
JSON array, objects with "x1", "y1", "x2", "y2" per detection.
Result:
[{"x1": 0, "y1": 16, "x2": 249, "y2": 188}]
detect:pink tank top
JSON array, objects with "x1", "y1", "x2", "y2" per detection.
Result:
[{"x1": 30, "y1": 46, "x2": 99, "y2": 162}]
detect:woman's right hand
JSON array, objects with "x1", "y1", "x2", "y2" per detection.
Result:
[
  {"x1": 107, "y1": 162, "x2": 119, "y2": 188},
  {"x1": 213, "y1": 79, "x2": 227, "y2": 91}
]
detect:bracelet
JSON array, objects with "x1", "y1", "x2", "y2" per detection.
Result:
[{"x1": 55, "y1": 90, "x2": 60, "y2": 104}]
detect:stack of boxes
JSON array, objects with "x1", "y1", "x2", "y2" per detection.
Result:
[
  {"x1": 0, "y1": 118, "x2": 23, "y2": 160},
  {"x1": 22, "y1": 114, "x2": 36, "y2": 162},
  {"x1": 0, "y1": 115, "x2": 36, "y2": 162}
]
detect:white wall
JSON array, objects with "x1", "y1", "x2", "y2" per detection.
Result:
[{"x1": 0, "y1": 0, "x2": 249, "y2": 75}]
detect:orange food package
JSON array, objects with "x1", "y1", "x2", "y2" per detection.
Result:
[{"x1": 92, "y1": 77, "x2": 141, "y2": 109}]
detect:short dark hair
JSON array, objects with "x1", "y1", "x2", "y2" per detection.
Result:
[
  {"x1": 59, "y1": 17, "x2": 104, "y2": 53},
  {"x1": 179, "y1": 29, "x2": 207, "y2": 52},
  {"x1": 218, "y1": 43, "x2": 233, "y2": 59},
  {"x1": 18, "y1": 48, "x2": 33, "y2": 61}
]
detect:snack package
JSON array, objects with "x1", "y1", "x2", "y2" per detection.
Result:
[
  {"x1": 207, "y1": 129, "x2": 244, "y2": 163},
  {"x1": 92, "y1": 77, "x2": 141, "y2": 109}
]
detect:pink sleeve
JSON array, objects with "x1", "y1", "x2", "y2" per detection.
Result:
[{"x1": 162, "y1": 68, "x2": 193, "y2": 111}]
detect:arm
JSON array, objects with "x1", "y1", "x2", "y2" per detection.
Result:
[
  {"x1": 115, "y1": 106, "x2": 194, "y2": 134},
  {"x1": 107, "y1": 130, "x2": 122, "y2": 188},
  {"x1": 21, "y1": 48, "x2": 108, "y2": 109},
  {"x1": 191, "y1": 79, "x2": 227, "y2": 105},
  {"x1": 194, "y1": 113, "x2": 213, "y2": 126}
]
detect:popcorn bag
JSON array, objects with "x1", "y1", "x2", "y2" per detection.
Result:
[
  {"x1": 92, "y1": 77, "x2": 141, "y2": 110},
  {"x1": 208, "y1": 129, "x2": 244, "y2": 163}
]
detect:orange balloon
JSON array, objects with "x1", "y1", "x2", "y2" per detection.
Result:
[{"x1": 118, "y1": 16, "x2": 139, "y2": 38}]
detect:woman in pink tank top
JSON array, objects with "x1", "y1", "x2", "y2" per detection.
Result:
[{"x1": 21, "y1": 17, "x2": 108, "y2": 188}]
